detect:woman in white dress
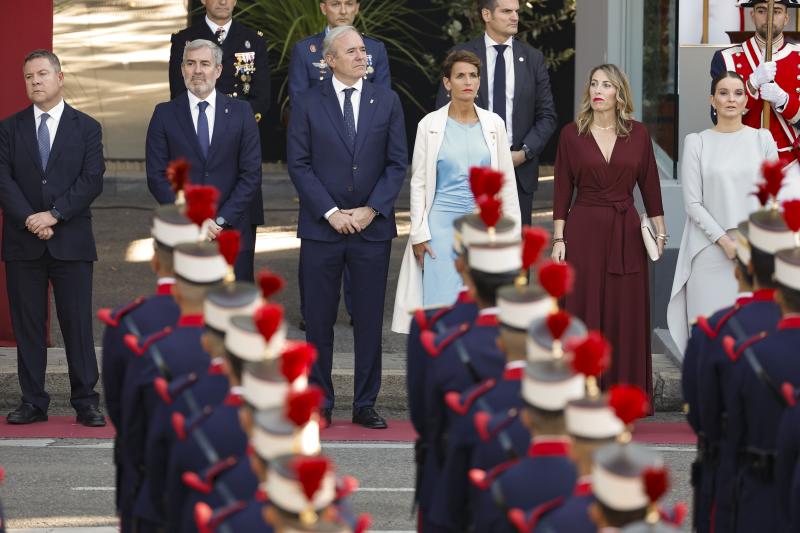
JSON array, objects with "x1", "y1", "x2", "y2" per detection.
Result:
[{"x1": 667, "y1": 71, "x2": 778, "y2": 350}]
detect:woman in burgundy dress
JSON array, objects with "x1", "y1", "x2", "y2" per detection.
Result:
[{"x1": 551, "y1": 64, "x2": 667, "y2": 397}]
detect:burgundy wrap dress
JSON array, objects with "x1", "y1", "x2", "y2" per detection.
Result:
[{"x1": 553, "y1": 121, "x2": 664, "y2": 396}]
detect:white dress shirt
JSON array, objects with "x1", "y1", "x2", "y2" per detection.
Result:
[
  {"x1": 484, "y1": 33, "x2": 515, "y2": 146},
  {"x1": 187, "y1": 89, "x2": 217, "y2": 145},
  {"x1": 324, "y1": 76, "x2": 364, "y2": 220},
  {"x1": 33, "y1": 98, "x2": 65, "y2": 149},
  {"x1": 205, "y1": 15, "x2": 232, "y2": 41}
]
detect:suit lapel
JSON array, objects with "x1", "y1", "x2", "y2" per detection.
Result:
[
  {"x1": 512, "y1": 40, "x2": 525, "y2": 127},
  {"x1": 45, "y1": 104, "x2": 75, "y2": 175},
  {"x1": 174, "y1": 92, "x2": 206, "y2": 161},
  {"x1": 353, "y1": 83, "x2": 377, "y2": 157},
  {"x1": 321, "y1": 81, "x2": 353, "y2": 154},
  {"x1": 208, "y1": 93, "x2": 230, "y2": 163},
  {"x1": 474, "y1": 39, "x2": 489, "y2": 109},
  {"x1": 18, "y1": 107, "x2": 45, "y2": 177}
]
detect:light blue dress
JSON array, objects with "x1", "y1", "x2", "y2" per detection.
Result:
[{"x1": 422, "y1": 117, "x2": 491, "y2": 306}]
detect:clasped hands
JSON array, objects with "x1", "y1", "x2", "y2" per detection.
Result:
[
  {"x1": 328, "y1": 207, "x2": 376, "y2": 235},
  {"x1": 750, "y1": 61, "x2": 789, "y2": 108},
  {"x1": 25, "y1": 211, "x2": 57, "y2": 240}
]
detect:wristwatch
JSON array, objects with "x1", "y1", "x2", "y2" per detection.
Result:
[
  {"x1": 215, "y1": 216, "x2": 228, "y2": 228},
  {"x1": 521, "y1": 144, "x2": 534, "y2": 161},
  {"x1": 49, "y1": 207, "x2": 64, "y2": 222}
]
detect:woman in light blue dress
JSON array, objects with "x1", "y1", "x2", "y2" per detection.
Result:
[{"x1": 422, "y1": 120, "x2": 490, "y2": 305}]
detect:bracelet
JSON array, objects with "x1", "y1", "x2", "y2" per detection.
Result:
[
  {"x1": 552, "y1": 238, "x2": 566, "y2": 245},
  {"x1": 656, "y1": 233, "x2": 669, "y2": 242}
]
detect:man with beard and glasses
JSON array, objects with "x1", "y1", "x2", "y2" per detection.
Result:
[{"x1": 146, "y1": 39, "x2": 262, "y2": 281}]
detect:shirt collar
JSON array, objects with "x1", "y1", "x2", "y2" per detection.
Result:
[
  {"x1": 205, "y1": 15, "x2": 232, "y2": 35},
  {"x1": 331, "y1": 74, "x2": 363, "y2": 95},
  {"x1": 478, "y1": 307, "x2": 499, "y2": 316},
  {"x1": 34, "y1": 98, "x2": 65, "y2": 122},
  {"x1": 188, "y1": 89, "x2": 217, "y2": 111},
  {"x1": 484, "y1": 33, "x2": 514, "y2": 49}
]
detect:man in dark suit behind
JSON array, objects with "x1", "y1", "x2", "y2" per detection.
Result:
[
  {"x1": 147, "y1": 39, "x2": 263, "y2": 281},
  {"x1": 435, "y1": 0, "x2": 557, "y2": 227},
  {"x1": 0, "y1": 50, "x2": 105, "y2": 426},
  {"x1": 168, "y1": 0, "x2": 270, "y2": 125},
  {"x1": 288, "y1": 26, "x2": 408, "y2": 429}
]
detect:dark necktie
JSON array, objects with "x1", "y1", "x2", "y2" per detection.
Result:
[
  {"x1": 493, "y1": 44, "x2": 508, "y2": 124},
  {"x1": 197, "y1": 101, "x2": 210, "y2": 158},
  {"x1": 215, "y1": 27, "x2": 225, "y2": 44},
  {"x1": 38, "y1": 112, "x2": 50, "y2": 170},
  {"x1": 343, "y1": 88, "x2": 356, "y2": 147}
]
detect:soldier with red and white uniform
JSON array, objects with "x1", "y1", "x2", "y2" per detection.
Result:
[{"x1": 711, "y1": 0, "x2": 800, "y2": 196}]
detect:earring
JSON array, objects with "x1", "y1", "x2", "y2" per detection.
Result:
[
  {"x1": 447, "y1": 92, "x2": 451, "y2": 99},
  {"x1": 712, "y1": 108, "x2": 717, "y2": 116}
]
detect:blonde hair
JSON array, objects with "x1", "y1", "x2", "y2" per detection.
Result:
[{"x1": 576, "y1": 64, "x2": 634, "y2": 137}]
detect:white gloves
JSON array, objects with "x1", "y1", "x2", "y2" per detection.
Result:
[
  {"x1": 761, "y1": 82, "x2": 789, "y2": 108},
  {"x1": 750, "y1": 61, "x2": 777, "y2": 89}
]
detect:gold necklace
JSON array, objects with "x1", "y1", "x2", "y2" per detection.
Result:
[{"x1": 592, "y1": 123, "x2": 615, "y2": 131}]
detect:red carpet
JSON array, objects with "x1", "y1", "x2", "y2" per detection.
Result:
[{"x1": 0, "y1": 417, "x2": 696, "y2": 445}]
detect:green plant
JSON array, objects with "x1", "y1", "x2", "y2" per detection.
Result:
[
  {"x1": 433, "y1": 0, "x2": 576, "y2": 71},
  {"x1": 235, "y1": 0, "x2": 439, "y2": 112}
]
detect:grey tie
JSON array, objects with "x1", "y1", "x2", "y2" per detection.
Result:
[
  {"x1": 343, "y1": 88, "x2": 356, "y2": 147},
  {"x1": 38, "y1": 112, "x2": 50, "y2": 170}
]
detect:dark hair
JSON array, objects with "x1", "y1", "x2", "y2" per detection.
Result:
[
  {"x1": 710, "y1": 70, "x2": 745, "y2": 95},
  {"x1": 779, "y1": 282, "x2": 800, "y2": 313},
  {"x1": 751, "y1": 247, "x2": 779, "y2": 289},
  {"x1": 225, "y1": 352, "x2": 245, "y2": 382},
  {"x1": 596, "y1": 500, "x2": 647, "y2": 527},
  {"x1": 470, "y1": 270, "x2": 519, "y2": 306},
  {"x1": 735, "y1": 257, "x2": 755, "y2": 288},
  {"x1": 23, "y1": 49, "x2": 61, "y2": 72},
  {"x1": 479, "y1": 0, "x2": 499, "y2": 12},
  {"x1": 442, "y1": 49, "x2": 482, "y2": 79}
]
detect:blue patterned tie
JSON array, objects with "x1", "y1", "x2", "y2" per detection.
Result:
[
  {"x1": 493, "y1": 44, "x2": 508, "y2": 125},
  {"x1": 197, "y1": 101, "x2": 210, "y2": 158},
  {"x1": 38, "y1": 112, "x2": 50, "y2": 170},
  {"x1": 343, "y1": 88, "x2": 356, "y2": 147}
]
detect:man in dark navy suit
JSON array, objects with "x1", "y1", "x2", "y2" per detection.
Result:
[
  {"x1": 146, "y1": 39, "x2": 263, "y2": 281},
  {"x1": 168, "y1": 0, "x2": 270, "y2": 125},
  {"x1": 0, "y1": 49, "x2": 105, "y2": 427},
  {"x1": 435, "y1": 0, "x2": 557, "y2": 226},
  {"x1": 287, "y1": 25, "x2": 407, "y2": 429}
]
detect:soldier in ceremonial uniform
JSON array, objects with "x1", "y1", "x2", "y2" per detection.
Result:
[
  {"x1": 691, "y1": 208, "x2": 791, "y2": 532},
  {"x1": 775, "y1": 383, "x2": 800, "y2": 531},
  {"x1": 193, "y1": 499, "x2": 272, "y2": 533},
  {"x1": 288, "y1": 0, "x2": 391, "y2": 101},
  {"x1": 710, "y1": 0, "x2": 800, "y2": 193},
  {"x1": 168, "y1": 0, "x2": 270, "y2": 125}
]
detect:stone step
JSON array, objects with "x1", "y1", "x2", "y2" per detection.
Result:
[{"x1": 0, "y1": 347, "x2": 683, "y2": 415}]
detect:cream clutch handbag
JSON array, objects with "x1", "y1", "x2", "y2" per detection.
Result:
[{"x1": 640, "y1": 214, "x2": 661, "y2": 261}]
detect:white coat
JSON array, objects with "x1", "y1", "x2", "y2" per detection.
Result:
[{"x1": 390, "y1": 103, "x2": 521, "y2": 334}]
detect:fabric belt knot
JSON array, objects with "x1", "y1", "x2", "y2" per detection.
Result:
[{"x1": 575, "y1": 194, "x2": 639, "y2": 275}]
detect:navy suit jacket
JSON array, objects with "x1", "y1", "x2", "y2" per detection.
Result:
[
  {"x1": 145, "y1": 91, "x2": 264, "y2": 232},
  {"x1": 0, "y1": 103, "x2": 104, "y2": 261},
  {"x1": 435, "y1": 36, "x2": 557, "y2": 192},
  {"x1": 288, "y1": 31, "x2": 391, "y2": 102},
  {"x1": 287, "y1": 78, "x2": 407, "y2": 242}
]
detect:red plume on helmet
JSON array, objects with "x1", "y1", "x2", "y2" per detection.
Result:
[
  {"x1": 761, "y1": 160, "x2": 785, "y2": 198},
  {"x1": 782, "y1": 199, "x2": 800, "y2": 233},
  {"x1": 290, "y1": 455, "x2": 331, "y2": 501},
  {"x1": 217, "y1": 230, "x2": 240, "y2": 267},
  {"x1": 522, "y1": 226, "x2": 550, "y2": 270},
  {"x1": 642, "y1": 466, "x2": 670, "y2": 504},
  {"x1": 257, "y1": 269, "x2": 286, "y2": 300},
  {"x1": 477, "y1": 195, "x2": 502, "y2": 228},
  {"x1": 608, "y1": 384, "x2": 650, "y2": 426},
  {"x1": 751, "y1": 182, "x2": 770, "y2": 207},
  {"x1": 285, "y1": 386, "x2": 323, "y2": 426},
  {"x1": 570, "y1": 331, "x2": 612, "y2": 378},
  {"x1": 184, "y1": 184, "x2": 219, "y2": 226},
  {"x1": 470, "y1": 167, "x2": 503, "y2": 198},
  {"x1": 166, "y1": 158, "x2": 191, "y2": 195},
  {"x1": 546, "y1": 310, "x2": 571, "y2": 341},
  {"x1": 253, "y1": 303, "x2": 284, "y2": 342},
  {"x1": 538, "y1": 260, "x2": 575, "y2": 299},
  {"x1": 281, "y1": 341, "x2": 318, "y2": 383}
]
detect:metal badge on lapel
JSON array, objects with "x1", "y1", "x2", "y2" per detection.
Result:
[
  {"x1": 310, "y1": 44, "x2": 317, "y2": 53},
  {"x1": 245, "y1": 40, "x2": 251, "y2": 49},
  {"x1": 519, "y1": 57, "x2": 524, "y2": 62}
]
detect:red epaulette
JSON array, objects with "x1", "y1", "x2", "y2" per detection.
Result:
[
  {"x1": 508, "y1": 497, "x2": 566, "y2": 533},
  {"x1": 783, "y1": 382, "x2": 798, "y2": 407},
  {"x1": 155, "y1": 372, "x2": 199, "y2": 405},
  {"x1": 474, "y1": 408, "x2": 519, "y2": 442},
  {"x1": 722, "y1": 331, "x2": 769, "y2": 362},
  {"x1": 696, "y1": 304, "x2": 743, "y2": 340},
  {"x1": 414, "y1": 305, "x2": 452, "y2": 332},
  {"x1": 420, "y1": 322, "x2": 470, "y2": 357},
  {"x1": 444, "y1": 379, "x2": 497, "y2": 415},
  {"x1": 659, "y1": 502, "x2": 689, "y2": 528},
  {"x1": 194, "y1": 499, "x2": 247, "y2": 533},
  {"x1": 182, "y1": 455, "x2": 239, "y2": 495},
  {"x1": 468, "y1": 458, "x2": 520, "y2": 490},
  {"x1": 124, "y1": 326, "x2": 173, "y2": 357},
  {"x1": 97, "y1": 297, "x2": 146, "y2": 327},
  {"x1": 172, "y1": 404, "x2": 213, "y2": 441},
  {"x1": 336, "y1": 475, "x2": 359, "y2": 500}
]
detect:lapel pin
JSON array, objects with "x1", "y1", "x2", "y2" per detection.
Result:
[
  {"x1": 225, "y1": 108, "x2": 229, "y2": 114},
  {"x1": 370, "y1": 99, "x2": 374, "y2": 104},
  {"x1": 519, "y1": 57, "x2": 524, "y2": 62}
]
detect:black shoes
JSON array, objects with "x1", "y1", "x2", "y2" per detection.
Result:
[
  {"x1": 321, "y1": 407, "x2": 333, "y2": 427},
  {"x1": 76, "y1": 405, "x2": 106, "y2": 427},
  {"x1": 352, "y1": 406, "x2": 387, "y2": 429},
  {"x1": 7, "y1": 403, "x2": 48, "y2": 424}
]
